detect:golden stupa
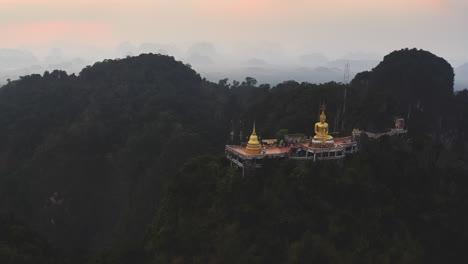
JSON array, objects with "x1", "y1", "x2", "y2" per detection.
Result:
[
  {"x1": 245, "y1": 122, "x2": 262, "y2": 154},
  {"x1": 313, "y1": 104, "x2": 333, "y2": 143}
]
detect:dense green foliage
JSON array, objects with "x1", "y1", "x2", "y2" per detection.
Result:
[
  {"x1": 351, "y1": 48, "x2": 454, "y2": 133},
  {"x1": 145, "y1": 137, "x2": 468, "y2": 263},
  {"x1": 246, "y1": 81, "x2": 348, "y2": 138},
  {"x1": 143, "y1": 49, "x2": 468, "y2": 263},
  {"x1": 0, "y1": 55, "x2": 224, "y2": 248},
  {"x1": 0, "y1": 49, "x2": 466, "y2": 263},
  {"x1": 0, "y1": 215, "x2": 56, "y2": 264},
  {"x1": 0, "y1": 53, "x2": 275, "y2": 250},
  {"x1": 244, "y1": 49, "x2": 456, "y2": 139}
]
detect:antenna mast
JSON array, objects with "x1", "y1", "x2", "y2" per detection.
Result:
[
  {"x1": 230, "y1": 120, "x2": 234, "y2": 144},
  {"x1": 342, "y1": 61, "x2": 350, "y2": 131},
  {"x1": 239, "y1": 120, "x2": 244, "y2": 144}
]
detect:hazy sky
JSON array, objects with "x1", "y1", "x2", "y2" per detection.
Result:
[{"x1": 1, "y1": 0, "x2": 467, "y2": 64}]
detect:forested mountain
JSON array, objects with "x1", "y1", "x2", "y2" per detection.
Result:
[
  {"x1": 0, "y1": 54, "x2": 265, "y2": 249},
  {"x1": 0, "y1": 215, "x2": 58, "y2": 263},
  {"x1": 146, "y1": 137, "x2": 468, "y2": 263},
  {"x1": 351, "y1": 48, "x2": 454, "y2": 134},
  {"x1": 0, "y1": 49, "x2": 467, "y2": 263}
]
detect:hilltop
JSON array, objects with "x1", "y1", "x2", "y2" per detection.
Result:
[{"x1": 0, "y1": 49, "x2": 467, "y2": 263}]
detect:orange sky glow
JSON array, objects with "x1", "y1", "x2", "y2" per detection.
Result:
[
  {"x1": 0, "y1": 0, "x2": 465, "y2": 60},
  {"x1": 1, "y1": 22, "x2": 116, "y2": 47},
  {"x1": 194, "y1": 0, "x2": 445, "y2": 16}
]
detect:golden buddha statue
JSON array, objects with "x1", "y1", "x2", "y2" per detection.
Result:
[
  {"x1": 313, "y1": 104, "x2": 333, "y2": 142},
  {"x1": 245, "y1": 122, "x2": 262, "y2": 154}
]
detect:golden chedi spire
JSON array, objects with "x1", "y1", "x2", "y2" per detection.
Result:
[{"x1": 245, "y1": 121, "x2": 262, "y2": 154}]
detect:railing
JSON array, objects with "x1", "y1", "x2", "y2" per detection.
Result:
[
  {"x1": 225, "y1": 145, "x2": 289, "y2": 159},
  {"x1": 303, "y1": 145, "x2": 355, "y2": 153},
  {"x1": 290, "y1": 156, "x2": 312, "y2": 160},
  {"x1": 335, "y1": 136, "x2": 352, "y2": 141},
  {"x1": 227, "y1": 155, "x2": 244, "y2": 168},
  {"x1": 317, "y1": 155, "x2": 345, "y2": 160},
  {"x1": 365, "y1": 130, "x2": 407, "y2": 139},
  {"x1": 226, "y1": 140, "x2": 358, "y2": 161}
]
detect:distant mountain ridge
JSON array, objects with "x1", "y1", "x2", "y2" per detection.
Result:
[{"x1": 455, "y1": 63, "x2": 468, "y2": 90}]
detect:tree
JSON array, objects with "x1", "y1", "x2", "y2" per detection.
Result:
[
  {"x1": 275, "y1": 129, "x2": 288, "y2": 141},
  {"x1": 218, "y1": 78, "x2": 230, "y2": 88},
  {"x1": 232, "y1": 80, "x2": 240, "y2": 88},
  {"x1": 242, "y1": 77, "x2": 257, "y2": 87}
]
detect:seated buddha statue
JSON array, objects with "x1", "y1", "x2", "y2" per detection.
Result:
[{"x1": 313, "y1": 105, "x2": 333, "y2": 141}]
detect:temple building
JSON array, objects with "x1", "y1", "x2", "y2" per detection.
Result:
[
  {"x1": 358, "y1": 117, "x2": 408, "y2": 139},
  {"x1": 225, "y1": 104, "x2": 358, "y2": 176}
]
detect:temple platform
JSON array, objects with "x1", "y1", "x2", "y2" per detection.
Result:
[
  {"x1": 311, "y1": 139, "x2": 335, "y2": 147},
  {"x1": 225, "y1": 137, "x2": 358, "y2": 175},
  {"x1": 295, "y1": 137, "x2": 357, "y2": 161}
]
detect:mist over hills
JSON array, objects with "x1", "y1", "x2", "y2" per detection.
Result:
[
  {"x1": 2, "y1": 42, "x2": 467, "y2": 90},
  {"x1": 455, "y1": 63, "x2": 468, "y2": 91},
  {"x1": 0, "y1": 42, "x2": 384, "y2": 87},
  {"x1": 0, "y1": 48, "x2": 90, "y2": 86}
]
